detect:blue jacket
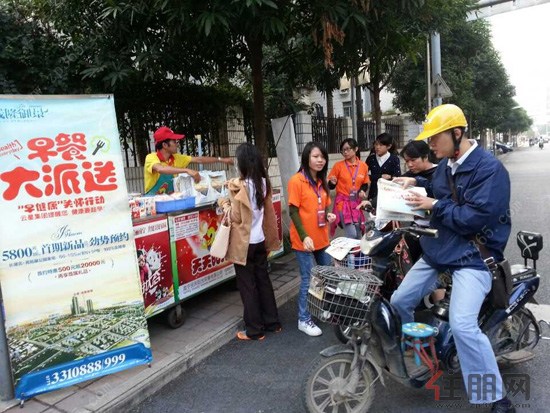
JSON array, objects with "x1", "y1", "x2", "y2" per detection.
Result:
[{"x1": 418, "y1": 145, "x2": 511, "y2": 270}]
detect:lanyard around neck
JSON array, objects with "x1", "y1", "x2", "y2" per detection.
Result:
[
  {"x1": 344, "y1": 160, "x2": 359, "y2": 187},
  {"x1": 302, "y1": 171, "x2": 323, "y2": 204}
]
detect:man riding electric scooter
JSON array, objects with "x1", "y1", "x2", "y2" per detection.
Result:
[{"x1": 392, "y1": 104, "x2": 515, "y2": 413}]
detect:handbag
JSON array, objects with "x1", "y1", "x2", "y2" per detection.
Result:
[
  {"x1": 210, "y1": 210, "x2": 231, "y2": 259},
  {"x1": 489, "y1": 259, "x2": 513, "y2": 309}
]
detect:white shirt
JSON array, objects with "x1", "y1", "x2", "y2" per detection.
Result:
[
  {"x1": 376, "y1": 152, "x2": 390, "y2": 167},
  {"x1": 447, "y1": 139, "x2": 478, "y2": 176},
  {"x1": 245, "y1": 178, "x2": 266, "y2": 244}
]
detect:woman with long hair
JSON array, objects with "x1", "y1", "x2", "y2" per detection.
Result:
[
  {"x1": 218, "y1": 143, "x2": 281, "y2": 341},
  {"x1": 288, "y1": 142, "x2": 336, "y2": 336},
  {"x1": 328, "y1": 138, "x2": 370, "y2": 239}
]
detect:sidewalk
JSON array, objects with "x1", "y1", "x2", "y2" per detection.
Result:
[{"x1": 0, "y1": 253, "x2": 300, "y2": 413}]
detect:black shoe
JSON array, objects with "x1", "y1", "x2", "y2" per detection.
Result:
[
  {"x1": 491, "y1": 397, "x2": 515, "y2": 413},
  {"x1": 263, "y1": 323, "x2": 282, "y2": 333}
]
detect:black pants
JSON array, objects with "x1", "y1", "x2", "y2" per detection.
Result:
[{"x1": 234, "y1": 241, "x2": 281, "y2": 338}]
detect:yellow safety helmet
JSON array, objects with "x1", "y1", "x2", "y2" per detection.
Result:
[{"x1": 415, "y1": 104, "x2": 467, "y2": 141}]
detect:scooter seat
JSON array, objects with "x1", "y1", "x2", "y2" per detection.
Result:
[{"x1": 402, "y1": 322, "x2": 438, "y2": 338}]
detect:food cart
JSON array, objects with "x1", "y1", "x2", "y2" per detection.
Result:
[{"x1": 131, "y1": 188, "x2": 283, "y2": 328}]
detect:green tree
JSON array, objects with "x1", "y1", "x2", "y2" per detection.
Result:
[
  {"x1": 352, "y1": 0, "x2": 474, "y2": 134},
  {"x1": 389, "y1": 18, "x2": 516, "y2": 139},
  {"x1": 0, "y1": 1, "x2": 87, "y2": 94},
  {"x1": 29, "y1": 0, "x2": 370, "y2": 156},
  {"x1": 497, "y1": 105, "x2": 533, "y2": 139}
]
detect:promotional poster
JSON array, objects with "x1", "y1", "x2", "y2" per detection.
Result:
[
  {"x1": 170, "y1": 208, "x2": 236, "y2": 300},
  {"x1": 269, "y1": 191, "x2": 284, "y2": 259},
  {"x1": 133, "y1": 216, "x2": 174, "y2": 317},
  {"x1": 0, "y1": 95, "x2": 152, "y2": 400}
]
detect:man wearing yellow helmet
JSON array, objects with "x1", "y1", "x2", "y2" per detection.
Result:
[{"x1": 392, "y1": 104, "x2": 514, "y2": 413}]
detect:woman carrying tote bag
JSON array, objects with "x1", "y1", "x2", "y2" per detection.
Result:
[{"x1": 217, "y1": 143, "x2": 281, "y2": 341}]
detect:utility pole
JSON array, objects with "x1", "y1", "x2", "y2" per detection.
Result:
[
  {"x1": 426, "y1": 38, "x2": 432, "y2": 113},
  {"x1": 431, "y1": 32, "x2": 442, "y2": 108}
]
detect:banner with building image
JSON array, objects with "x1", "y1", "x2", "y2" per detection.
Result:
[{"x1": 0, "y1": 95, "x2": 152, "y2": 400}]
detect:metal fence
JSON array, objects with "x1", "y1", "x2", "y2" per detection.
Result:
[
  {"x1": 294, "y1": 115, "x2": 401, "y2": 156},
  {"x1": 117, "y1": 111, "x2": 402, "y2": 167},
  {"x1": 116, "y1": 110, "x2": 255, "y2": 168},
  {"x1": 310, "y1": 116, "x2": 349, "y2": 153},
  {"x1": 357, "y1": 119, "x2": 376, "y2": 153},
  {"x1": 384, "y1": 119, "x2": 402, "y2": 146}
]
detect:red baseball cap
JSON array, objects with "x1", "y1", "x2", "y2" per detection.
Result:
[{"x1": 153, "y1": 126, "x2": 185, "y2": 144}]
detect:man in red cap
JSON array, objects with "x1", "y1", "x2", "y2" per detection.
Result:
[{"x1": 144, "y1": 126, "x2": 233, "y2": 195}]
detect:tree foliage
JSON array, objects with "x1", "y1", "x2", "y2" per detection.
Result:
[
  {"x1": 4, "y1": 0, "x2": 515, "y2": 156},
  {"x1": 389, "y1": 18, "x2": 517, "y2": 137},
  {"x1": 345, "y1": 0, "x2": 474, "y2": 134},
  {"x1": 0, "y1": 0, "x2": 89, "y2": 94},
  {"x1": 497, "y1": 106, "x2": 533, "y2": 135}
]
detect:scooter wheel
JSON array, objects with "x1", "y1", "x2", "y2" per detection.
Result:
[{"x1": 303, "y1": 353, "x2": 376, "y2": 413}]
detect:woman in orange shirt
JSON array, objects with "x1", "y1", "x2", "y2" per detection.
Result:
[
  {"x1": 328, "y1": 138, "x2": 370, "y2": 239},
  {"x1": 288, "y1": 142, "x2": 336, "y2": 337}
]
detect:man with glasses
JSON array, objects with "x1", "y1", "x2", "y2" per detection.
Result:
[
  {"x1": 392, "y1": 104, "x2": 514, "y2": 413},
  {"x1": 144, "y1": 126, "x2": 233, "y2": 195}
]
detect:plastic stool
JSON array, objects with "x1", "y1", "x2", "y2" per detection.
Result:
[{"x1": 401, "y1": 322, "x2": 438, "y2": 367}]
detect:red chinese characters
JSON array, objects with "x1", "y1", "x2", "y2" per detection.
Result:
[{"x1": 1, "y1": 133, "x2": 119, "y2": 201}]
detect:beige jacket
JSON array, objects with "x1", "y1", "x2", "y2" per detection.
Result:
[{"x1": 218, "y1": 178, "x2": 279, "y2": 266}]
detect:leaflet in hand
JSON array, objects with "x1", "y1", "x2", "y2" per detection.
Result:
[{"x1": 376, "y1": 179, "x2": 427, "y2": 221}]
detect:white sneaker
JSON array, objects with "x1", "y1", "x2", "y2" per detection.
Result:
[{"x1": 298, "y1": 320, "x2": 322, "y2": 336}]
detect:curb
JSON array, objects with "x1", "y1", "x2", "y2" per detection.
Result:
[{"x1": 86, "y1": 276, "x2": 300, "y2": 413}]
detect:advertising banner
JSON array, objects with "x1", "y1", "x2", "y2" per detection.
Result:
[
  {"x1": 133, "y1": 216, "x2": 174, "y2": 317},
  {"x1": 0, "y1": 95, "x2": 152, "y2": 400},
  {"x1": 268, "y1": 190, "x2": 284, "y2": 259},
  {"x1": 169, "y1": 208, "x2": 235, "y2": 300}
]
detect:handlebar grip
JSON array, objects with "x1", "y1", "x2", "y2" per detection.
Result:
[{"x1": 408, "y1": 227, "x2": 439, "y2": 238}]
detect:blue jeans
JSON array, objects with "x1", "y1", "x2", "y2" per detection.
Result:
[
  {"x1": 294, "y1": 248, "x2": 332, "y2": 322},
  {"x1": 343, "y1": 223, "x2": 361, "y2": 239},
  {"x1": 390, "y1": 258, "x2": 503, "y2": 404}
]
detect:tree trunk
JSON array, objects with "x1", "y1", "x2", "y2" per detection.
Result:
[
  {"x1": 246, "y1": 34, "x2": 268, "y2": 157},
  {"x1": 355, "y1": 83, "x2": 363, "y2": 121},
  {"x1": 371, "y1": 85, "x2": 382, "y2": 136},
  {"x1": 326, "y1": 91, "x2": 334, "y2": 118},
  {"x1": 132, "y1": 112, "x2": 150, "y2": 166}
]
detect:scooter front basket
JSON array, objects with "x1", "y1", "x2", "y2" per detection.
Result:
[{"x1": 307, "y1": 265, "x2": 383, "y2": 327}]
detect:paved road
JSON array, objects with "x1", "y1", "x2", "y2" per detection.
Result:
[{"x1": 132, "y1": 147, "x2": 550, "y2": 413}]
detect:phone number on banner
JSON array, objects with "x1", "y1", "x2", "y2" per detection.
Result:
[
  {"x1": 45, "y1": 353, "x2": 125, "y2": 386},
  {"x1": 16, "y1": 344, "x2": 152, "y2": 400}
]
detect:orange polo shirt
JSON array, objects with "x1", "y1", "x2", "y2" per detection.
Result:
[
  {"x1": 288, "y1": 172, "x2": 331, "y2": 252},
  {"x1": 328, "y1": 159, "x2": 370, "y2": 197}
]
